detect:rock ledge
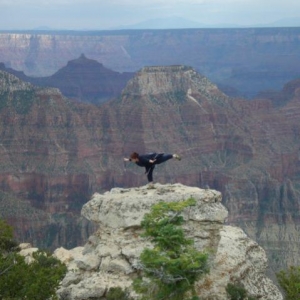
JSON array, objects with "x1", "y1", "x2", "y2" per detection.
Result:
[{"x1": 55, "y1": 183, "x2": 282, "y2": 300}]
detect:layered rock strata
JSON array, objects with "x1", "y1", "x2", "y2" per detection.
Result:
[
  {"x1": 1, "y1": 28, "x2": 300, "y2": 97},
  {"x1": 1, "y1": 64, "x2": 300, "y2": 281},
  {"x1": 55, "y1": 184, "x2": 282, "y2": 300}
]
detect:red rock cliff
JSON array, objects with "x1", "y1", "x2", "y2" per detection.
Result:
[{"x1": 1, "y1": 67, "x2": 300, "y2": 280}]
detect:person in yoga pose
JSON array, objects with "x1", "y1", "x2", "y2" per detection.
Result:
[{"x1": 124, "y1": 152, "x2": 181, "y2": 183}]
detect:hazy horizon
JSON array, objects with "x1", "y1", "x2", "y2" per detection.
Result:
[{"x1": 0, "y1": 0, "x2": 299, "y2": 31}]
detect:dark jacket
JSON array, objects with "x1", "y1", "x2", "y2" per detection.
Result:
[
  {"x1": 135, "y1": 153, "x2": 163, "y2": 167},
  {"x1": 135, "y1": 153, "x2": 164, "y2": 182}
]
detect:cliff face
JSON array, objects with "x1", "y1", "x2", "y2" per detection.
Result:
[
  {"x1": 0, "y1": 71, "x2": 101, "y2": 249},
  {"x1": 90, "y1": 65, "x2": 300, "y2": 278},
  {"x1": 1, "y1": 65, "x2": 300, "y2": 280},
  {"x1": 54, "y1": 184, "x2": 282, "y2": 300},
  {"x1": 1, "y1": 28, "x2": 300, "y2": 97}
]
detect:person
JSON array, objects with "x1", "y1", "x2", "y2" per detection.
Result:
[{"x1": 124, "y1": 152, "x2": 181, "y2": 184}]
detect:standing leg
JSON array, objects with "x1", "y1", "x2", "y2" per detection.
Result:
[{"x1": 146, "y1": 166, "x2": 155, "y2": 182}]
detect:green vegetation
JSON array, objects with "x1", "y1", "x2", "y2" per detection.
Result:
[
  {"x1": 226, "y1": 283, "x2": 247, "y2": 299},
  {"x1": 0, "y1": 218, "x2": 67, "y2": 300},
  {"x1": 0, "y1": 89, "x2": 35, "y2": 114},
  {"x1": 133, "y1": 198, "x2": 209, "y2": 300},
  {"x1": 12, "y1": 90, "x2": 35, "y2": 114},
  {"x1": 0, "y1": 91, "x2": 9, "y2": 111},
  {"x1": 106, "y1": 287, "x2": 134, "y2": 300},
  {"x1": 277, "y1": 265, "x2": 300, "y2": 300},
  {"x1": 226, "y1": 282, "x2": 257, "y2": 300},
  {"x1": 166, "y1": 90, "x2": 186, "y2": 103},
  {"x1": 0, "y1": 219, "x2": 18, "y2": 252}
]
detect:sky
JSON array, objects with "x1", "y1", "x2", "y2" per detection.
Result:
[{"x1": 0, "y1": 0, "x2": 300, "y2": 30}]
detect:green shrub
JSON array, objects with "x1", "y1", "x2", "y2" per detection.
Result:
[
  {"x1": 0, "y1": 219, "x2": 17, "y2": 252},
  {"x1": 106, "y1": 287, "x2": 134, "y2": 300},
  {"x1": 226, "y1": 282, "x2": 247, "y2": 299},
  {"x1": 0, "y1": 218, "x2": 67, "y2": 299},
  {"x1": 133, "y1": 198, "x2": 209, "y2": 300},
  {"x1": 277, "y1": 266, "x2": 300, "y2": 300},
  {"x1": 226, "y1": 282, "x2": 257, "y2": 300}
]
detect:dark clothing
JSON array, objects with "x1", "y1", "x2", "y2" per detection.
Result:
[{"x1": 135, "y1": 153, "x2": 173, "y2": 182}]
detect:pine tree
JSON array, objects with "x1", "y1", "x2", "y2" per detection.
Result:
[
  {"x1": 133, "y1": 198, "x2": 209, "y2": 300},
  {"x1": 0, "y1": 218, "x2": 67, "y2": 299},
  {"x1": 277, "y1": 266, "x2": 300, "y2": 300}
]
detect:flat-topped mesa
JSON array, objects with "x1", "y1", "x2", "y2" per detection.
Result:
[
  {"x1": 122, "y1": 64, "x2": 223, "y2": 98},
  {"x1": 140, "y1": 65, "x2": 192, "y2": 73},
  {"x1": 56, "y1": 184, "x2": 282, "y2": 300}
]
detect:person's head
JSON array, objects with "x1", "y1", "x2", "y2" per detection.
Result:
[{"x1": 130, "y1": 152, "x2": 139, "y2": 162}]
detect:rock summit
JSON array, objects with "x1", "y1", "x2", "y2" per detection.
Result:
[{"x1": 55, "y1": 183, "x2": 282, "y2": 300}]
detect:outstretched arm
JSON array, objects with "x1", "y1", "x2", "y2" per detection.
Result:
[{"x1": 124, "y1": 158, "x2": 130, "y2": 162}]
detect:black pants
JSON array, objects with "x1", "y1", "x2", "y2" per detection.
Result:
[{"x1": 146, "y1": 154, "x2": 173, "y2": 182}]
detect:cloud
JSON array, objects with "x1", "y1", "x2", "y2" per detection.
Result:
[
  {"x1": 0, "y1": 0, "x2": 299, "y2": 30},
  {"x1": 108, "y1": 0, "x2": 249, "y2": 3},
  {"x1": 0, "y1": 0, "x2": 249, "y2": 6}
]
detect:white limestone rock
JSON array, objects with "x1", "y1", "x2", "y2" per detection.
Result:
[
  {"x1": 53, "y1": 247, "x2": 74, "y2": 264},
  {"x1": 81, "y1": 184, "x2": 225, "y2": 229},
  {"x1": 19, "y1": 247, "x2": 39, "y2": 257},
  {"x1": 58, "y1": 275, "x2": 107, "y2": 300},
  {"x1": 96, "y1": 243, "x2": 120, "y2": 258},
  {"x1": 100, "y1": 256, "x2": 133, "y2": 274},
  {"x1": 197, "y1": 226, "x2": 281, "y2": 299},
  {"x1": 18, "y1": 244, "x2": 39, "y2": 264},
  {"x1": 53, "y1": 246, "x2": 84, "y2": 271},
  {"x1": 75, "y1": 253, "x2": 101, "y2": 271},
  {"x1": 56, "y1": 183, "x2": 283, "y2": 300},
  {"x1": 19, "y1": 242, "x2": 33, "y2": 250}
]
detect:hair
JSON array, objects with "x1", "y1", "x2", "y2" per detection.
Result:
[{"x1": 130, "y1": 152, "x2": 139, "y2": 160}]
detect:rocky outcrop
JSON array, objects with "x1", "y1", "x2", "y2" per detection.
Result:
[
  {"x1": 55, "y1": 184, "x2": 282, "y2": 300},
  {"x1": 18, "y1": 242, "x2": 38, "y2": 264},
  {"x1": 1, "y1": 28, "x2": 300, "y2": 97}
]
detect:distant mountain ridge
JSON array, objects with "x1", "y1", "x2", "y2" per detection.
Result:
[
  {"x1": 1, "y1": 55, "x2": 134, "y2": 104},
  {"x1": 1, "y1": 28, "x2": 300, "y2": 98}
]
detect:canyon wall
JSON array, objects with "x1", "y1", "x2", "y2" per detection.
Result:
[
  {"x1": 1, "y1": 28, "x2": 300, "y2": 97},
  {"x1": 1, "y1": 65, "x2": 300, "y2": 281}
]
